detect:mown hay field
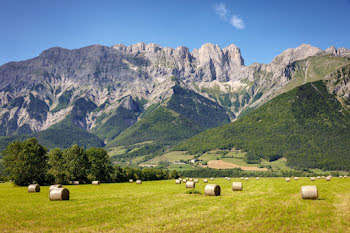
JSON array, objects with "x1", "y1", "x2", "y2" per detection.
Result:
[{"x1": 1, "y1": 178, "x2": 350, "y2": 232}]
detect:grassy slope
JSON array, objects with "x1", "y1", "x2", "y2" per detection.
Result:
[
  {"x1": 91, "y1": 106, "x2": 140, "y2": 142},
  {"x1": 140, "y1": 151, "x2": 194, "y2": 165},
  {"x1": 166, "y1": 84, "x2": 230, "y2": 128},
  {"x1": 108, "y1": 105, "x2": 203, "y2": 148},
  {"x1": 279, "y1": 55, "x2": 350, "y2": 95},
  {"x1": 108, "y1": 84, "x2": 230, "y2": 148},
  {"x1": 33, "y1": 116, "x2": 104, "y2": 149},
  {"x1": 2, "y1": 178, "x2": 350, "y2": 232},
  {"x1": 176, "y1": 81, "x2": 350, "y2": 171},
  {"x1": 107, "y1": 84, "x2": 231, "y2": 163},
  {"x1": 0, "y1": 116, "x2": 104, "y2": 151}
]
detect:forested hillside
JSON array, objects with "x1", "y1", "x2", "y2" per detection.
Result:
[{"x1": 176, "y1": 81, "x2": 350, "y2": 171}]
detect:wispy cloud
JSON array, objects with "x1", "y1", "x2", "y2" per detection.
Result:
[
  {"x1": 213, "y1": 2, "x2": 245, "y2": 30},
  {"x1": 213, "y1": 2, "x2": 228, "y2": 20},
  {"x1": 230, "y1": 15, "x2": 245, "y2": 29}
]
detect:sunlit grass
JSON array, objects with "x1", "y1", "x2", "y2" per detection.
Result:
[
  {"x1": 1, "y1": 177, "x2": 350, "y2": 232},
  {"x1": 0, "y1": 178, "x2": 350, "y2": 232}
]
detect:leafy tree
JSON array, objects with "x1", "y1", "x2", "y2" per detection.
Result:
[
  {"x1": 3, "y1": 138, "x2": 48, "y2": 185},
  {"x1": 170, "y1": 170, "x2": 179, "y2": 179},
  {"x1": 87, "y1": 147, "x2": 113, "y2": 182},
  {"x1": 112, "y1": 164, "x2": 127, "y2": 182},
  {"x1": 0, "y1": 160, "x2": 7, "y2": 181},
  {"x1": 48, "y1": 148, "x2": 69, "y2": 184},
  {"x1": 245, "y1": 152, "x2": 260, "y2": 164},
  {"x1": 63, "y1": 144, "x2": 90, "y2": 182}
]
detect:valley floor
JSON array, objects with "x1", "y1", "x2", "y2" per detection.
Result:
[{"x1": 1, "y1": 178, "x2": 350, "y2": 232}]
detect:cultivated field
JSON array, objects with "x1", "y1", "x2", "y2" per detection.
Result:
[
  {"x1": 205, "y1": 160, "x2": 268, "y2": 171},
  {"x1": 141, "y1": 151, "x2": 194, "y2": 166},
  {"x1": 1, "y1": 178, "x2": 350, "y2": 232}
]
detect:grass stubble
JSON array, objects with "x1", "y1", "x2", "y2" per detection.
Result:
[{"x1": 0, "y1": 177, "x2": 349, "y2": 232}]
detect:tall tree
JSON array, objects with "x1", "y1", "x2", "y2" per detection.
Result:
[
  {"x1": 63, "y1": 144, "x2": 90, "y2": 182},
  {"x1": 86, "y1": 147, "x2": 113, "y2": 182},
  {"x1": 3, "y1": 138, "x2": 48, "y2": 186},
  {"x1": 48, "y1": 148, "x2": 68, "y2": 184}
]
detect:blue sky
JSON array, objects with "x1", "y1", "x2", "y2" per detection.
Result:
[{"x1": 0, "y1": 0, "x2": 350, "y2": 65}]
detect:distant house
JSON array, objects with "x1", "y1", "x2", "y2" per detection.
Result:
[{"x1": 190, "y1": 159, "x2": 198, "y2": 163}]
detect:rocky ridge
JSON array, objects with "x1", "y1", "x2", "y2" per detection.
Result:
[{"x1": 0, "y1": 42, "x2": 349, "y2": 144}]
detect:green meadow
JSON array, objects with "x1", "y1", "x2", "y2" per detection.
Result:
[{"x1": 1, "y1": 177, "x2": 350, "y2": 232}]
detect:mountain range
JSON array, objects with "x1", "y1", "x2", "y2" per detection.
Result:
[{"x1": 0, "y1": 42, "x2": 350, "y2": 168}]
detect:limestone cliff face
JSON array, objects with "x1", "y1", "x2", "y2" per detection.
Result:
[
  {"x1": 326, "y1": 46, "x2": 350, "y2": 57},
  {"x1": 0, "y1": 42, "x2": 348, "y2": 138},
  {"x1": 112, "y1": 42, "x2": 244, "y2": 82}
]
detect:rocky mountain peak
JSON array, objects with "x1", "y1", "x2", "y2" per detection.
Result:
[
  {"x1": 39, "y1": 47, "x2": 70, "y2": 58},
  {"x1": 326, "y1": 46, "x2": 350, "y2": 57},
  {"x1": 192, "y1": 43, "x2": 244, "y2": 67},
  {"x1": 223, "y1": 44, "x2": 245, "y2": 66},
  {"x1": 272, "y1": 44, "x2": 323, "y2": 66}
]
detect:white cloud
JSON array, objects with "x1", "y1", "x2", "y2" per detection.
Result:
[
  {"x1": 230, "y1": 15, "x2": 245, "y2": 29},
  {"x1": 213, "y1": 2, "x2": 246, "y2": 30},
  {"x1": 214, "y1": 2, "x2": 228, "y2": 20}
]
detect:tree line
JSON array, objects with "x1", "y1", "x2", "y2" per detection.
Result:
[{"x1": 1, "y1": 138, "x2": 178, "y2": 186}]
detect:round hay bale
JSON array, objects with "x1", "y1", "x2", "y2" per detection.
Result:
[
  {"x1": 301, "y1": 185, "x2": 318, "y2": 200},
  {"x1": 175, "y1": 179, "x2": 181, "y2": 184},
  {"x1": 317, "y1": 176, "x2": 321, "y2": 179},
  {"x1": 205, "y1": 184, "x2": 221, "y2": 196},
  {"x1": 92, "y1": 181, "x2": 100, "y2": 185},
  {"x1": 73, "y1": 181, "x2": 79, "y2": 185},
  {"x1": 189, "y1": 178, "x2": 193, "y2": 181},
  {"x1": 210, "y1": 177, "x2": 214, "y2": 180},
  {"x1": 183, "y1": 179, "x2": 187, "y2": 183},
  {"x1": 194, "y1": 179, "x2": 199, "y2": 183},
  {"x1": 240, "y1": 177, "x2": 244, "y2": 180},
  {"x1": 294, "y1": 177, "x2": 299, "y2": 181},
  {"x1": 136, "y1": 180, "x2": 142, "y2": 184},
  {"x1": 232, "y1": 182, "x2": 243, "y2": 191},
  {"x1": 49, "y1": 188, "x2": 69, "y2": 201},
  {"x1": 28, "y1": 184, "x2": 40, "y2": 193},
  {"x1": 310, "y1": 177, "x2": 316, "y2": 181},
  {"x1": 129, "y1": 179, "x2": 133, "y2": 183},
  {"x1": 49, "y1": 184, "x2": 62, "y2": 193},
  {"x1": 186, "y1": 181, "x2": 195, "y2": 188},
  {"x1": 245, "y1": 178, "x2": 249, "y2": 181},
  {"x1": 203, "y1": 179, "x2": 208, "y2": 183},
  {"x1": 285, "y1": 178, "x2": 291, "y2": 182},
  {"x1": 326, "y1": 176, "x2": 331, "y2": 181},
  {"x1": 256, "y1": 177, "x2": 260, "y2": 180}
]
